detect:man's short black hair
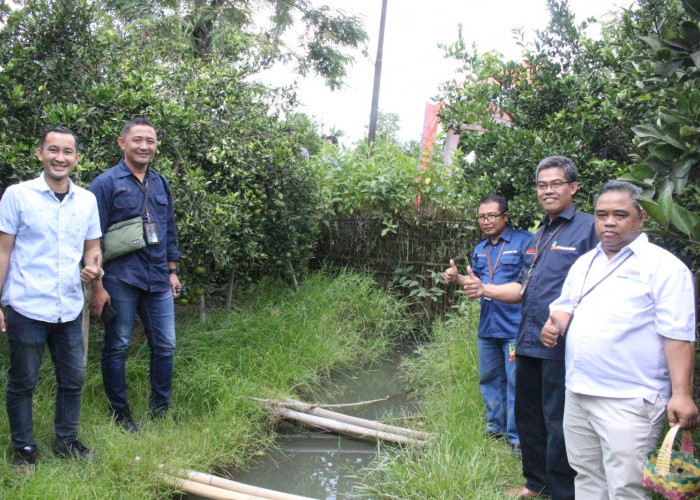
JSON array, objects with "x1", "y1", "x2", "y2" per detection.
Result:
[
  {"x1": 535, "y1": 155, "x2": 578, "y2": 183},
  {"x1": 594, "y1": 180, "x2": 644, "y2": 213},
  {"x1": 121, "y1": 116, "x2": 156, "y2": 137},
  {"x1": 39, "y1": 125, "x2": 80, "y2": 152},
  {"x1": 325, "y1": 135, "x2": 338, "y2": 145},
  {"x1": 478, "y1": 194, "x2": 509, "y2": 215}
]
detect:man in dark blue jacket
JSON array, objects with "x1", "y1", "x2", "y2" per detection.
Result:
[
  {"x1": 89, "y1": 117, "x2": 181, "y2": 433},
  {"x1": 463, "y1": 156, "x2": 598, "y2": 499}
]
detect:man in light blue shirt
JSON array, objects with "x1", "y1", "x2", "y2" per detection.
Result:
[{"x1": 0, "y1": 126, "x2": 103, "y2": 474}]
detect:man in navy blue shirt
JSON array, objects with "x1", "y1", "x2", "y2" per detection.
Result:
[
  {"x1": 463, "y1": 156, "x2": 598, "y2": 499},
  {"x1": 444, "y1": 194, "x2": 531, "y2": 454},
  {"x1": 89, "y1": 117, "x2": 181, "y2": 433}
]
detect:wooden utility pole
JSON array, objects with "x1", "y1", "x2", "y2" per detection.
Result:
[{"x1": 368, "y1": 0, "x2": 388, "y2": 145}]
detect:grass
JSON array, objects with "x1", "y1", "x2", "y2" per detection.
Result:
[
  {"x1": 358, "y1": 298, "x2": 523, "y2": 499},
  {"x1": 0, "y1": 270, "x2": 407, "y2": 498}
]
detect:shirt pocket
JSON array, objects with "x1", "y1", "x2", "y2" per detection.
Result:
[
  {"x1": 497, "y1": 254, "x2": 523, "y2": 282},
  {"x1": 113, "y1": 190, "x2": 141, "y2": 219},
  {"x1": 153, "y1": 193, "x2": 169, "y2": 221}
]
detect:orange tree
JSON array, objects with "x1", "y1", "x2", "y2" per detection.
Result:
[
  {"x1": 0, "y1": 0, "x2": 356, "y2": 301},
  {"x1": 437, "y1": 0, "x2": 680, "y2": 231},
  {"x1": 624, "y1": 0, "x2": 700, "y2": 270}
]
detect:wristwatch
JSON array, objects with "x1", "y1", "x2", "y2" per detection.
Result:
[{"x1": 168, "y1": 267, "x2": 180, "y2": 275}]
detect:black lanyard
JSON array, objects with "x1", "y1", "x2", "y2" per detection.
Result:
[
  {"x1": 131, "y1": 176, "x2": 151, "y2": 223},
  {"x1": 519, "y1": 215, "x2": 571, "y2": 297}
]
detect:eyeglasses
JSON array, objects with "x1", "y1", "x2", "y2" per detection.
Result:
[
  {"x1": 535, "y1": 180, "x2": 573, "y2": 191},
  {"x1": 476, "y1": 212, "x2": 506, "y2": 223}
]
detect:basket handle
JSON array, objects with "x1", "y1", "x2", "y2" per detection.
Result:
[{"x1": 657, "y1": 424, "x2": 696, "y2": 475}]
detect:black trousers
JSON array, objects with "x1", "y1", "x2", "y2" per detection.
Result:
[{"x1": 514, "y1": 354, "x2": 576, "y2": 500}]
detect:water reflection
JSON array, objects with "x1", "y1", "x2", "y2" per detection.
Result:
[{"x1": 234, "y1": 346, "x2": 416, "y2": 499}]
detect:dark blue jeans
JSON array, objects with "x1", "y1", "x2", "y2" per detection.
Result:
[
  {"x1": 514, "y1": 354, "x2": 576, "y2": 500},
  {"x1": 101, "y1": 277, "x2": 176, "y2": 414},
  {"x1": 478, "y1": 337, "x2": 518, "y2": 444},
  {"x1": 5, "y1": 307, "x2": 85, "y2": 449}
]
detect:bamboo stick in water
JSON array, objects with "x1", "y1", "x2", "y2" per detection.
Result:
[
  {"x1": 161, "y1": 473, "x2": 263, "y2": 500},
  {"x1": 270, "y1": 407, "x2": 424, "y2": 445},
  {"x1": 176, "y1": 469, "x2": 316, "y2": 500},
  {"x1": 282, "y1": 397, "x2": 431, "y2": 441}
]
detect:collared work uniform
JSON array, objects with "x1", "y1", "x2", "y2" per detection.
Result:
[
  {"x1": 515, "y1": 204, "x2": 597, "y2": 499},
  {"x1": 471, "y1": 225, "x2": 531, "y2": 445},
  {"x1": 551, "y1": 233, "x2": 696, "y2": 499}
]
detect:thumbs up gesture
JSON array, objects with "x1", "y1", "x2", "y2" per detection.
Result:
[
  {"x1": 462, "y1": 266, "x2": 484, "y2": 299},
  {"x1": 540, "y1": 311, "x2": 571, "y2": 348},
  {"x1": 443, "y1": 258, "x2": 459, "y2": 284},
  {"x1": 81, "y1": 253, "x2": 103, "y2": 284}
]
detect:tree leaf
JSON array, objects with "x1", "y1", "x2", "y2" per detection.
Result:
[
  {"x1": 632, "y1": 124, "x2": 666, "y2": 140},
  {"x1": 638, "y1": 198, "x2": 669, "y2": 227},
  {"x1": 671, "y1": 201, "x2": 700, "y2": 236},
  {"x1": 658, "y1": 184, "x2": 675, "y2": 221},
  {"x1": 649, "y1": 143, "x2": 684, "y2": 162}
]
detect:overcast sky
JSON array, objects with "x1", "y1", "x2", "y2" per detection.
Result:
[{"x1": 258, "y1": 0, "x2": 626, "y2": 146}]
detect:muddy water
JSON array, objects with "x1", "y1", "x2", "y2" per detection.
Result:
[{"x1": 233, "y1": 345, "x2": 417, "y2": 499}]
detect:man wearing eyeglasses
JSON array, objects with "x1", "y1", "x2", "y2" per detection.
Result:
[
  {"x1": 444, "y1": 194, "x2": 531, "y2": 455},
  {"x1": 463, "y1": 156, "x2": 598, "y2": 499}
]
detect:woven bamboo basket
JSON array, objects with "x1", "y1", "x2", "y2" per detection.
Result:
[{"x1": 642, "y1": 424, "x2": 700, "y2": 499}]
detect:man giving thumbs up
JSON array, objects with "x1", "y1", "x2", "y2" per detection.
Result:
[{"x1": 444, "y1": 194, "x2": 531, "y2": 456}]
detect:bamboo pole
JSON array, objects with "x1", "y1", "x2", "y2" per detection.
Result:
[
  {"x1": 82, "y1": 283, "x2": 90, "y2": 366},
  {"x1": 161, "y1": 473, "x2": 262, "y2": 500},
  {"x1": 226, "y1": 268, "x2": 235, "y2": 309},
  {"x1": 270, "y1": 407, "x2": 425, "y2": 446},
  {"x1": 282, "y1": 398, "x2": 431, "y2": 441},
  {"x1": 175, "y1": 469, "x2": 315, "y2": 500}
]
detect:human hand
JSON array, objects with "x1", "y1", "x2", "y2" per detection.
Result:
[
  {"x1": 462, "y1": 266, "x2": 483, "y2": 298},
  {"x1": 170, "y1": 274, "x2": 182, "y2": 299},
  {"x1": 89, "y1": 285, "x2": 110, "y2": 318},
  {"x1": 81, "y1": 255, "x2": 102, "y2": 284},
  {"x1": 668, "y1": 394, "x2": 699, "y2": 429},
  {"x1": 0, "y1": 308, "x2": 5, "y2": 333},
  {"x1": 443, "y1": 259, "x2": 459, "y2": 284},
  {"x1": 540, "y1": 313, "x2": 565, "y2": 348}
]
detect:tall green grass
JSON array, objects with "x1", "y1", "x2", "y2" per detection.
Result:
[
  {"x1": 359, "y1": 300, "x2": 523, "y2": 499},
  {"x1": 0, "y1": 270, "x2": 407, "y2": 498}
]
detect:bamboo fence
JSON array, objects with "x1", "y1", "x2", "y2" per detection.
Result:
[{"x1": 313, "y1": 216, "x2": 480, "y2": 325}]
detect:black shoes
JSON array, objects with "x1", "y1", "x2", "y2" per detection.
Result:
[
  {"x1": 112, "y1": 408, "x2": 139, "y2": 434},
  {"x1": 149, "y1": 406, "x2": 177, "y2": 423},
  {"x1": 12, "y1": 440, "x2": 96, "y2": 473},
  {"x1": 52, "y1": 439, "x2": 99, "y2": 462},
  {"x1": 12, "y1": 446, "x2": 37, "y2": 475}
]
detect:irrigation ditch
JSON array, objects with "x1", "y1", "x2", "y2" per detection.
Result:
[
  {"x1": 179, "y1": 345, "x2": 422, "y2": 500},
  {"x1": 173, "y1": 217, "x2": 475, "y2": 499}
]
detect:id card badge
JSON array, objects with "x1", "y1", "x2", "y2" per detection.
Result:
[
  {"x1": 144, "y1": 222, "x2": 160, "y2": 245},
  {"x1": 519, "y1": 268, "x2": 533, "y2": 297}
]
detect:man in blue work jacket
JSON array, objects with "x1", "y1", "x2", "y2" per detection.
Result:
[
  {"x1": 463, "y1": 156, "x2": 598, "y2": 499},
  {"x1": 444, "y1": 194, "x2": 531, "y2": 454},
  {"x1": 89, "y1": 117, "x2": 182, "y2": 433}
]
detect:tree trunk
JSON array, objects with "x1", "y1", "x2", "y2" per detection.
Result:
[{"x1": 226, "y1": 268, "x2": 235, "y2": 309}]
